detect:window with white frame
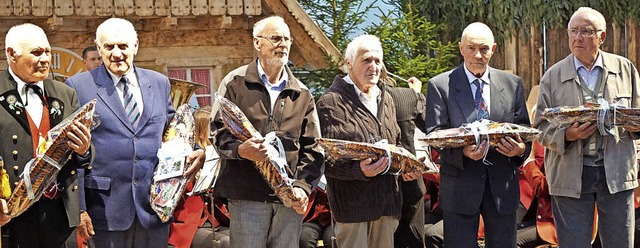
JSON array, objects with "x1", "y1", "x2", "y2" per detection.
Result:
[{"x1": 167, "y1": 67, "x2": 214, "y2": 107}]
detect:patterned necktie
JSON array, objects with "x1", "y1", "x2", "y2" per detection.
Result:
[
  {"x1": 473, "y1": 79, "x2": 489, "y2": 120},
  {"x1": 119, "y1": 77, "x2": 140, "y2": 127}
]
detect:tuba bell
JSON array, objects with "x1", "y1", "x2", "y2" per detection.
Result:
[{"x1": 168, "y1": 77, "x2": 205, "y2": 109}]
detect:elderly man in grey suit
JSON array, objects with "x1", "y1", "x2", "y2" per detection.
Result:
[
  {"x1": 425, "y1": 22, "x2": 529, "y2": 247},
  {"x1": 534, "y1": 7, "x2": 640, "y2": 248}
]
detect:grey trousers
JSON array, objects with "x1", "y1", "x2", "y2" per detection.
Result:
[
  {"x1": 89, "y1": 217, "x2": 169, "y2": 248},
  {"x1": 551, "y1": 166, "x2": 635, "y2": 248}
]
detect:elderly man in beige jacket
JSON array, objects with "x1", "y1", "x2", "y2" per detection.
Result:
[{"x1": 534, "y1": 7, "x2": 640, "y2": 248}]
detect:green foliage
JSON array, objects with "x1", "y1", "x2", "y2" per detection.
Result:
[
  {"x1": 297, "y1": 0, "x2": 378, "y2": 51},
  {"x1": 411, "y1": 0, "x2": 640, "y2": 43},
  {"x1": 365, "y1": 4, "x2": 458, "y2": 92}
]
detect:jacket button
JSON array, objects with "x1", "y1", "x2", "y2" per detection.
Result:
[
  {"x1": 539, "y1": 203, "x2": 543, "y2": 207},
  {"x1": 72, "y1": 185, "x2": 78, "y2": 191},
  {"x1": 71, "y1": 170, "x2": 76, "y2": 175},
  {"x1": 537, "y1": 215, "x2": 542, "y2": 220},
  {"x1": 13, "y1": 166, "x2": 19, "y2": 171},
  {"x1": 12, "y1": 150, "x2": 17, "y2": 155},
  {"x1": 12, "y1": 135, "x2": 17, "y2": 140},
  {"x1": 14, "y1": 182, "x2": 18, "y2": 186},
  {"x1": 133, "y1": 179, "x2": 138, "y2": 185},
  {"x1": 87, "y1": 165, "x2": 93, "y2": 170},
  {"x1": 134, "y1": 136, "x2": 138, "y2": 141}
]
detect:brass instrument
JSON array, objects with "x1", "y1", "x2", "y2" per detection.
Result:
[{"x1": 168, "y1": 77, "x2": 205, "y2": 109}]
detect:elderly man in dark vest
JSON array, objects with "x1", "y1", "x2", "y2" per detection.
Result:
[{"x1": 0, "y1": 23, "x2": 92, "y2": 247}]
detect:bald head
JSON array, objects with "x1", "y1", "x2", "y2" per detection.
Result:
[
  {"x1": 459, "y1": 22, "x2": 497, "y2": 77},
  {"x1": 461, "y1": 22, "x2": 495, "y2": 45}
]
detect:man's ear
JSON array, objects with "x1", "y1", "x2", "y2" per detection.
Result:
[
  {"x1": 253, "y1": 37, "x2": 261, "y2": 51},
  {"x1": 133, "y1": 39, "x2": 139, "y2": 55},
  {"x1": 6, "y1": 48, "x2": 17, "y2": 63}
]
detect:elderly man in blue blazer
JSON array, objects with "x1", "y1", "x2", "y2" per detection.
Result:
[
  {"x1": 66, "y1": 18, "x2": 205, "y2": 248},
  {"x1": 425, "y1": 22, "x2": 530, "y2": 247}
]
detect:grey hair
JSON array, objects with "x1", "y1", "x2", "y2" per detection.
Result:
[
  {"x1": 253, "y1": 16, "x2": 288, "y2": 37},
  {"x1": 461, "y1": 22, "x2": 495, "y2": 44},
  {"x1": 568, "y1": 7, "x2": 607, "y2": 32},
  {"x1": 342, "y1": 35, "x2": 383, "y2": 72},
  {"x1": 95, "y1": 18, "x2": 138, "y2": 46},
  {"x1": 5, "y1": 23, "x2": 48, "y2": 59}
]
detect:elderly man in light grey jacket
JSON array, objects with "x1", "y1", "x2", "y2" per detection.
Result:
[{"x1": 534, "y1": 7, "x2": 640, "y2": 248}]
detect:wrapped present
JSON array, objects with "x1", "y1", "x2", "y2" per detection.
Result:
[
  {"x1": 215, "y1": 93, "x2": 299, "y2": 208},
  {"x1": 7, "y1": 99, "x2": 96, "y2": 218},
  {"x1": 316, "y1": 138, "x2": 439, "y2": 174},
  {"x1": 420, "y1": 120, "x2": 540, "y2": 149},
  {"x1": 150, "y1": 104, "x2": 195, "y2": 223},
  {"x1": 540, "y1": 102, "x2": 640, "y2": 128}
]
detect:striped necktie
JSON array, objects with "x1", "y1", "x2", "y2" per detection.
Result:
[
  {"x1": 119, "y1": 77, "x2": 140, "y2": 127},
  {"x1": 472, "y1": 79, "x2": 489, "y2": 120}
]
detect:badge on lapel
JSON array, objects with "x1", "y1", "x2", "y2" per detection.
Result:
[
  {"x1": 5, "y1": 95, "x2": 23, "y2": 114},
  {"x1": 50, "y1": 100, "x2": 62, "y2": 118}
]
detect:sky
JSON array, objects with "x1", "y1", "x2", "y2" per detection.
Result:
[{"x1": 352, "y1": 0, "x2": 394, "y2": 37}]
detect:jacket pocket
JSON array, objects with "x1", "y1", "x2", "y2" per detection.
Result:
[
  {"x1": 614, "y1": 93, "x2": 632, "y2": 107},
  {"x1": 85, "y1": 176, "x2": 111, "y2": 190}
]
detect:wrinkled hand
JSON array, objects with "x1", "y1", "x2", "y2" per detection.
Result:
[
  {"x1": 360, "y1": 157, "x2": 390, "y2": 177},
  {"x1": 184, "y1": 149, "x2": 206, "y2": 181},
  {"x1": 407, "y1": 77, "x2": 422, "y2": 93},
  {"x1": 76, "y1": 211, "x2": 94, "y2": 239},
  {"x1": 67, "y1": 122, "x2": 92, "y2": 155},
  {"x1": 291, "y1": 187, "x2": 309, "y2": 215},
  {"x1": 463, "y1": 141, "x2": 488, "y2": 161},
  {"x1": 238, "y1": 138, "x2": 268, "y2": 162},
  {"x1": 565, "y1": 122, "x2": 597, "y2": 141},
  {"x1": 0, "y1": 199, "x2": 10, "y2": 226},
  {"x1": 496, "y1": 135, "x2": 526, "y2": 157}
]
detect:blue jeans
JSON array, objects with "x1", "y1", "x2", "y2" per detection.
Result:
[
  {"x1": 228, "y1": 199, "x2": 302, "y2": 248},
  {"x1": 551, "y1": 166, "x2": 634, "y2": 248}
]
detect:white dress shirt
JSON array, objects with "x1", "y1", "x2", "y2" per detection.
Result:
[
  {"x1": 9, "y1": 67, "x2": 45, "y2": 127},
  {"x1": 343, "y1": 74, "x2": 381, "y2": 117},
  {"x1": 463, "y1": 64, "x2": 492, "y2": 115}
]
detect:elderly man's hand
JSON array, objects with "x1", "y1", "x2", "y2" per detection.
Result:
[
  {"x1": 76, "y1": 211, "x2": 94, "y2": 239},
  {"x1": 360, "y1": 157, "x2": 390, "y2": 177},
  {"x1": 401, "y1": 171, "x2": 422, "y2": 181},
  {"x1": 184, "y1": 149, "x2": 206, "y2": 181},
  {"x1": 291, "y1": 187, "x2": 309, "y2": 215},
  {"x1": 496, "y1": 135, "x2": 526, "y2": 157},
  {"x1": 463, "y1": 141, "x2": 488, "y2": 161},
  {"x1": 238, "y1": 138, "x2": 268, "y2": 162},
  {"x1": 407, "y1": 77, "x2": 422, "y2": 93},
  {"x1": 565, "y1": 122, "x2": 598, "y2": 141},
  {"x1": 67, "y1": 121, "x2": 92, "y2": 155},
  {"x1": 0, "y1": 199, "x2": 10, "y2": 226}
]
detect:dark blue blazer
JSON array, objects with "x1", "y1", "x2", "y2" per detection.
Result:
[
  {"x1": 66, "y1": 64, "x2": 174, "y2": 231},
  {"x1": 425, "y1": 65, "x2": 530, "y2": 216}
]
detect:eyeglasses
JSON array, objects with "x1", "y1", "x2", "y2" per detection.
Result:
[
  {"x1": 568, "y1": 28, "x2": 602, "y2": 37},
  {"x1": 255, "y1": 35, "x2": 293, "y2": 45}
]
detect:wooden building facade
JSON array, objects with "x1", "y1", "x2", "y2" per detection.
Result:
[
  {"x1": 490, "y1": 21, "x2": 640, "y2": 99},
  {"x1": 0, "y1": 0, "x2": 341, "y2": 106}
]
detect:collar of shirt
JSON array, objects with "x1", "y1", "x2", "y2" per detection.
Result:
[
  {"x1": 257, "y1": 59, "x2": 288, "y2": 90},
  {"x1": 573, "y1": 51, "x2": 604, "y2": 73},
  {"x1": 9, "y1": 67, "x2": 44, "y2": 101},
  {"x1": 342, "y1": 74, "x2": 381, "y2": 101},
  {"x1": 107, "y1": 68, "x2": 139, "y2": 89},
  {"x1": 463, "y1": 63, "x2": 491, "y2": 86}
]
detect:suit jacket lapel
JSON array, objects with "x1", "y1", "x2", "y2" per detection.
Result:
[
  {"x1": 43, "y1": 79, "x2": 66, "y2": 127},
  {"x1": 0, "y1": 71, "x2": 30, "y2": 134},
  {"x1": 134, "y1": 67, "x2": 155, "y2": 132},
  {"x1": 95, "y1": 65, "x2": 135, "y2": 133},
  {"x1": 452, "y1": 66, "x2": 478, "y2": 124},
  {"x1": 489, "y1": 68, "x2": 506, "y2": 122}
]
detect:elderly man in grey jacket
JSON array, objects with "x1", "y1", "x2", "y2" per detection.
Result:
[{"x1": 534, "y1": 7, "x2": 640, "y2": 248}]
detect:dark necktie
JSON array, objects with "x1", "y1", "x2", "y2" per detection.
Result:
[
  {"x1": 472, "y1": 79, "x2": 489, "y2": 120},
  {"x1": 119, "y1": 77, "x2": 141, "y2": 127},
  {"x1": 24, "y1": 84, "x2": 47, "y2": 107}
]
